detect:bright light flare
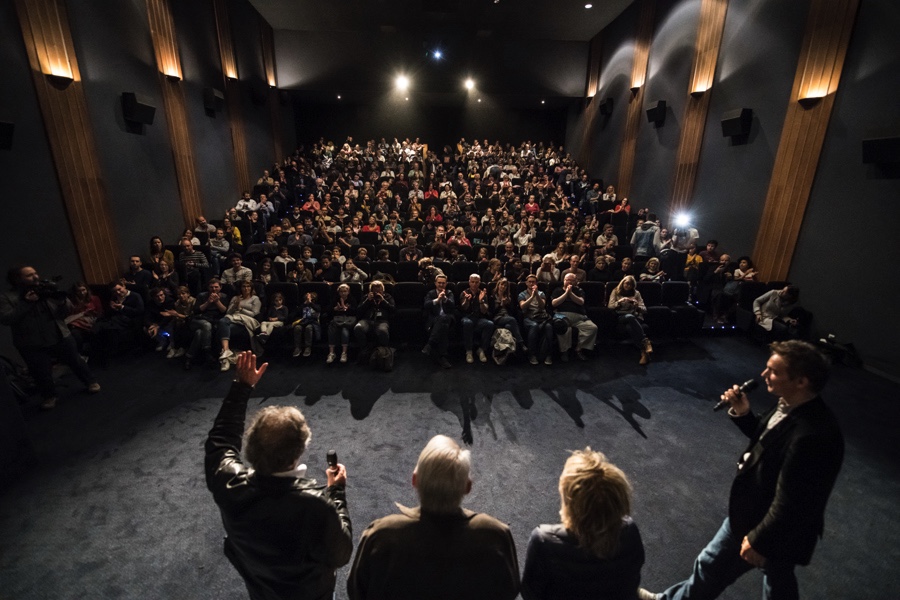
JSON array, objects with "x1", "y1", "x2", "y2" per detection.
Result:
[
  {"x1": 674, "y1": 213, "x2": 691, "y2": 228},
  {"x1": 464, "y1": 78, "x2": 475, "y2": 90},
  {"x1": 395, "y1": 75, "x2": 410, "y2": 91}
]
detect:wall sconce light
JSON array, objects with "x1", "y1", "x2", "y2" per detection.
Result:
[
  {"x1": 164, "y1": 71, "x2": 181, "y2": 81},
  {"x1": 798, "y1": 96, "x2": 823, "y2": 108},
  {"x1": 690, "y1": 86, "x2": 708, "y2": 98},
  {"x1": 46, "y1": 73, "x2": 74, "y2": 88},
  {"x1": 599, "y1": 97, "x2": 613, "y2": 115},
  {"x1": 630, "y1": 85, "x2": 641, "y2": 95}
]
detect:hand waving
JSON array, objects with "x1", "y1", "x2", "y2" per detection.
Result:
[{"x1": 235, "y1": 351, "x2": 268, "y2": 387}]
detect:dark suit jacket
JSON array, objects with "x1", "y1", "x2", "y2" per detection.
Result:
[{"x1": 728, "y1": 397, "x2": 844, "y2": 565}]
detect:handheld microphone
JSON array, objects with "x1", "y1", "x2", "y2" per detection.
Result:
[
  {"x1": 326, "y1": 450, "x2": 338, "y2": 469},
  {"x1": 713, "y1": 379, "x2": 758, "y2": 412}
]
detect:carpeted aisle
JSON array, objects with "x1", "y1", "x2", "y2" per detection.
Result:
[{"x1": 0, "y1": 337, "x2": 897, "y2": 599}]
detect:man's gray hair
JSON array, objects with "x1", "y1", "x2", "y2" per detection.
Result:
[{"x1": 414, "y1": 435, "x2": 471, "y2": 514}]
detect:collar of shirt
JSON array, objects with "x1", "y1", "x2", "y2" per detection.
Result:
[{"x1": 272, "y1": 463, "x2": 307, "y2": 479}]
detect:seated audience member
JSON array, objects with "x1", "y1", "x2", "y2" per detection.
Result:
[
  {"x1": 209, "y1": 228, "x2": 230, "y2": 258},
  {"x1": 481, "y1": 258, "x2": 504, "y2": 285},
  {"x1": 544, "y1": 242, "x2": 570, "y2": 264},
  {"x1": 255, "y1": 292, "x2": 289, "y2": 353},
  {"x1": 205, "y1": 352, "x2": 352, "y2": 600},
  {"x1": 587, "y1": 257, "x2": 612, "y2": 283},
  {"x1": 291, "y1": 292, "x2": 321, "y2": 358},
  {"x1": 326, "y1": 283, "x2": 356, "y2": 364},
  {"x1": 521, "y1": 449, "x2": 644, "y2": 600},
  {"x1": 147, "y1": 236, "x2": 175, "y2": 272},
  {"x1": 608, "y1": 275, "x2": 653, "y2": 365},
  {"x1": 166, "y1": 286, "x2": 194, "y2": 359},
  {"x1": 753, "y1": 285, "x2": 802, "y2": 340},
  {"x1": 422, "y1": 274, "x2": 456, "y2": 368},
  {"x1": 551, "y1": 273, "x2": 597, "y2": 362},
  {"x1": 505, "y1": 258, "x2": 528, "y2": 283},
  {"x1": 596, "y1": 224, "x2": 619, "y2": 249},
  {"x1": 144, "y1": 287, "x2": 176, "y2": 352},
  {"x1": 153, "y1": 259, "x2": 179, "y2": 297},
  {"x1": 713, "y1": 256, "x2": 757, "y2": 324},
  {"x1": 347, "y1": 435, "x2": 519, "y2": 600},
  {"x1": 65, "y1": 282, "x2": 103, "y2": 354},
  {"x1": 287, "y1": 259, "x2": 312, "y2": 283},
  {"x1": 418, "y1": 257, "x2": 444, "y2": 286},
  {"x1": 458, "y1": 274, "x2": 495, "y2": 364},
  {"x1": 255, "y1": 257, "x2": 278, "y2": 286},
  {"x1": 354, "y1": 280, "x2": 395, "y2": 360},
  {"x1": 489, "y1": 277, "x2": 526, "y2": 353},
  {"x1": 123, "y1": 255, "x2": 154, "y2": 289},
  {"x1": 93, "y1": 279, "x2": 145, "y2": 367},
  {"x1": 314, "y1": 255, "x2": 342, "y2": 284},
  {"x1": 186, "y1": 278, "x2": 229, "y2": 370},
  {"x1": 561, "y1": 255, "x2": 587, "y2": 284},
  {"x1": 341, "y1": 259, "x2": 368, "y2": 284},
  {"x1": 683, "y1": 245, "x2": 703, "y2": 299},
  {"x1": 217, "y1": 280, "x2": 261, "y2": 372},
  {"x1": 536, "y1": 257, "x2": 560, "y2": 286},
  {"x1": 399, "y1": 236, "x2": 423, "y2": 262},
  {"x1": 521, "y1": 242, "x2": 541, "y2": 265},
  {"x1": 382, "y1": 229, "x2": 400, "y2": 246},
  {"x1": 222, "y1": 218, "x2": 243, "y2": 253},
  {"x1": 640, "y1": 257, "x2": 667, "y2": 283},
  {"x1": 221, "y1": 254, "x2": 253, "y2": 286},
  {"x1": 613, "y1": 257, "x2": 635, "y2": 283},
  {"x1": 177, "y1": 237, "x2": 209, "y2": 295},
  {"x1": 274, "y1": 246, "x2": 293, "y2": 269},
  {"x1": 699, "y1": 239, "x2": 721, "y2": 265},
  {"x1": 354, "y1": 247, "x2": 372, "y2": 268},
  {"x1": 234, "y1": 191, "x2": 258, "y2": 212}
]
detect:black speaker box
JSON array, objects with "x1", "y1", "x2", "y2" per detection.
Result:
[
  {"x1": 249, "y1": 81, "x2": 268, "y2": 105},
  {"x1": 646, "y1": 100, "x2": 666, "y2": 125},
  {"x1": 0, "y1": 122, "x2": 13, "y2": 150},
  {"x1": 721, "y1": 108, "x2": 753, "y2": 137},
  {"x1": 121, "y1": 93, "x2": 156, "y2": 125},
  {"x1": 203, "y1": 87, "x2": 224, "y2": 112},
  {"x1": 862, "y1": 137, "x2": 900, "y2": 164},
  {"x1": 599, "y1": 97, "x2": 613, "y2": 116}
]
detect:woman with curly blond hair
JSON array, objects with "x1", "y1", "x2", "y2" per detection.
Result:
[{"x1": 522, "y1": 449, "x2": 645, "y2": 599}]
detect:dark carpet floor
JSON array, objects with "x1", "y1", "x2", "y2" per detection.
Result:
[{"x1": 1, "y1": 336, "x2": 897, "y2": 599}]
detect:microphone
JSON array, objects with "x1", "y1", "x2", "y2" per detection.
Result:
[{"x1": 713, "y1": 379, "x2": 759, "y2": 412}]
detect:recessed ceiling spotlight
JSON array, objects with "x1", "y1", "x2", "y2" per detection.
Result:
[
  {"x1": 405, "y1": 97, "x2": 409, "y2": 101},
  {"x1": 477, "y1": 98, "x2": 482, "y2": 103},
  {"x1": 541, "y1": 100, "x2": 545, "y2": 104},
  {"x1": 465, "y1": 78, "x2": 475, "y2": 90},
  {"x1": 433, "y1": 50, "x2": 443, "y2": 60},
  {"x1": 585, "y1": 3, "x2": 593, "y2": 8},
  {"x1": 337, "y1": 95, "x2": 341, "y2": 100},
  {"x1": 396, "y1": 75, "x2": 409, "y2": 91}
]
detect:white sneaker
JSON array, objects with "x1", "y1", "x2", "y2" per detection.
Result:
[
  {"x1": 303, "y1": 347, "x2": 312, "y2": 357},
  {"x1": 340, "y1": 351, "x2": 348, "y2": 363},
  {"x1": 529, "y1": 356, "x2": 539, "y2": 365},
  {"x1": 466, "y1": 351, "x2": 474, "y2": 364},
  {"x1": 544, "y1": 356, "x2": 553, "y2": 365},
  {"x1": 166, "y1": 347, "x2": 177, "y2": 359},
  {"x1": 219, "y1": 359, "x2": 231, "y2": 372},
  {"x1": 292, "y1": 347, "x2": 302, "y2": 358},
  {"x1": 173, "y1": 348, "x2": 185, "y2": 358},
  {"x1": 155, "y1": 342, "x2": 165, "y2": 352},
  {"x1": 219, "y1": 349, "x2": 234, "y2": 360},
  {"x1": 326, "y1": 352, "x2": 336, "y2": 364},
  {"x1": 477, "y1": 348, "x2": 488, "y2": 363}
]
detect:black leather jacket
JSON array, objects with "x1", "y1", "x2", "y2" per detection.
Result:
[{"x1": 205, "y1": 382, "x2": 353, "y2": 599}]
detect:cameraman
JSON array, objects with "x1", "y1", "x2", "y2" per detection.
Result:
[{"x1": 1, "y1": 266, "x2": 100, "y2": 410}]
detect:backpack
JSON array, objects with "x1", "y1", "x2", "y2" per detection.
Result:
[
  {"x1": 491, "y1": 328, "x2": 516, "y2": 365},
  {"x1": 369, "y1": 346, "x2": 395, "y2": 372}
]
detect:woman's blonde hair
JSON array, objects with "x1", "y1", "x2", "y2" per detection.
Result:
[
  {"x1": 614, "y1": 275, "x2": 637, "y2": 297},
  {"x1": 558, "y1": 448, "x2": 632, "y2": 558}
]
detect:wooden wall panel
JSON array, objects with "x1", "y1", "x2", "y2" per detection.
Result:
[
  {"x1": 213, "y1": 0, "x2": 250, "y2": 195},
  {"x1": 670, "y1": 0, "x2": 728, "y2": 215},
  {"x1": 146, "y1": 0, "x2": 202, "y2": 226},
  {"x1": 15, "y1": 0, "x2": 121, "y2": 284},
  {"x1": 579, "y1": 33, "x2": 603, "y2": 170},
  {"x1": 261, "y1": 20, "x2": 284, "y2": 163},
  {"x1": 586, "y1": 33, "x2": 603, "y2": 98},
  {"x1": 617, "y1": 0, "x2": 656, "y2": 197},
  {"x1": 752, "y1": 0, "x2": 860, "y2": 281}
]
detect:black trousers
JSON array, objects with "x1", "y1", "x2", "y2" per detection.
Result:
[{"x1": 17, "y1": 335, "x2": 96, "y2": 399}]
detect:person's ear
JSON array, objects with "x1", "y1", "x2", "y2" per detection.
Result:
[{"x1": 464, "y1": 478, "x2": 472, "y2": 495}]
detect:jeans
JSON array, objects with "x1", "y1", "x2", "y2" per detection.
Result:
[
  {"x1": 354, "y1": 320, "x2": 390, "y2": 348},
  {"x1": 618, "y1": 313, "x2": 648, "y2": 348},
  {"x1": 188, "y1": 319, "x2": 214, "y2": 358},
  {"x1": 461, "y1": 316, "x2": 494, "y2": 351},
  {"x1": 494, "y1": 316, "x2": 524, "y2": 345},
  {"x1": 524, "y1": 319, "x2": 553, "y2": 360},
  {"x1": 328, "y1": 320, "x2": 354, "y2": 346},
  {"x1": 660, "y1": 518, "x2": 798, "y2": 600},
  {"x1": 17, "y1": 335, "x2": 96, "y2": 399},
  {"x1": 426, "y1": 314, "x2": 455, "y2": 357}
]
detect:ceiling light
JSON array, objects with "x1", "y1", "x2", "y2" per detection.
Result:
[
  {"x1": 433, "y1": 50, "x2": 443, "y2": 60},
  {"x1": 465, "y1": 78, "x2": 475, "y2": 90},
  {"x1": 477, "y1": 98, "x2": 482, "y2": 103},
  {"x1": 337, "y1": 95, "x2": 341, "y2": 100},
  {"x1": 541, "y1": 100, "x2": 545, "y2": 104},
  {"x1": 585, "y1": 3, "x2": 593, "y2": 8},
  {"x1": 396, "y1": 75, "x2": 409, "y2": 91}
]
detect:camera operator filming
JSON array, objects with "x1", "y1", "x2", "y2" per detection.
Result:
[{"x1": 0, "y1": 266, "x2": 100, "y2": 410}]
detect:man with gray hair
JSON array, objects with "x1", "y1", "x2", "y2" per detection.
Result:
[
  {"x1": 347, "y1": 435, "x2": 519, "y2": 600},
  {"x1": 206, "y1": 352, "x2": 352, "y2": 600}
]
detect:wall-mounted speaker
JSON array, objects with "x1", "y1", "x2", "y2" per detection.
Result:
[
  {"x1": 599, "y1": 97, "x2": 613, "y2": 116},
  {"x1": 646, "y1": 100, "x2": 666, "y2": 126},
  {"x1": 249, "y1": 81, "x2": 268, "y2": 105},
  {"x1": 0, "y1": 122, "x2": 13, "y2": 150},
  {"x1": 203, "y1": 87, "x2": 224, "y2": 112},
  {"x1": 121, "y1": 93, "x2": 156, "y2": 125},
  {"x1": 721, "y1": 108, "x2": 753, "y2": 137},
  {"x1": 862, "y1": 137, "x2": 900, "y2": 164}
]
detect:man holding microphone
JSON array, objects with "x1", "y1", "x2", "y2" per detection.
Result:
[
  {"x1": 642, "y1": 340, "x2": 844, "y2": 600},
  {"x1": 205, "y1": 352, "x2": 352, "y2": 599}
]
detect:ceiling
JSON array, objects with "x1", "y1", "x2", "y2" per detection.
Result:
[
  {"x1": 250, "y1": 0, "x2": 634, "y2": 103},
  {"x1": 250, "y1": 0, "x2": 634, "y2": 43}
]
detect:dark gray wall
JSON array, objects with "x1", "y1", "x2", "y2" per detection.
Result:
[
  {"x1": 791, "y1": 0, "x2": 900, "y2": 376},
  {"x1": 172, "y1": 0, "x2": 240, "y2": 218},
  {"x1": 630, "y1": 0, "x2": 701, "y2": 208},
  {"x1": 692, "y1": 0, "x2": 809, "y2": 257}
]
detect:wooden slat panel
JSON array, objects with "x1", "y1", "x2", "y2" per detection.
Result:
[
  {"x1": 670, "y1": 0, "x2": 728, "y2": 214},
  {"x1": 15, "y1": 0, "x2": 120, "y2": 284},
  {"x1": 261, "y1": 20, "x2": 283, "y2": 163},
  {"x1": 146, "y1": 0, "x2": 202, "y2": 226},
  {"x1": 214, "y1": 1, "x2": 250, "y2": 194},
  {"x1": 578, "y1": 32, "x2": 603, "y2": 170},
  {"x1": 753, "y1": 0, "x2": 860, "y2": 281},
  {"x1": 617, "y1": 0, "x2": 655, "y2": 197},
  {"x1": 586, "y1": 33, "x2": 603, "y2": 98}
]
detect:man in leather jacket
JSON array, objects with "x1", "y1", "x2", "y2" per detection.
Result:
[{"x1": 205, "y1": 352, "x2": 352, "y2": 600}]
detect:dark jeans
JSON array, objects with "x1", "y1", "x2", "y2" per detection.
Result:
[
  {"x1": 617, "y1": 313, "x2": 648, "y2": 348},
  {"x1": 354, "y1": 319, "x2": 390, "y2": 349},
  {"x1": 18, "y1": 335, "x2": 96, "y2": 399},
  {"x1": 461, "y1": 316, "x2": 494, "y2": 351},
  {"x1": 524, "y1": 318, "x2": 553, "y2": 360},
  {"x1": 660, "y1": 518, "x2": 798, "y2": 600},
  {"x1": 426, "y1": 314, "x2": 455, "y2": 357}
]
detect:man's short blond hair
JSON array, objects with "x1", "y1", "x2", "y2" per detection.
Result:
[{"x1": 414, "y1": 435, "x2": 471, "y2": 514}]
